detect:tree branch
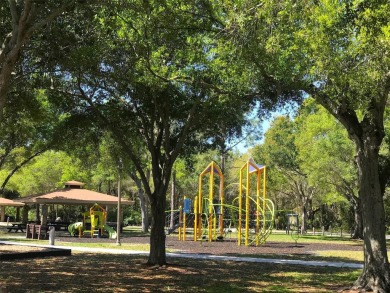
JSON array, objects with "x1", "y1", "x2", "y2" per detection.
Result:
[
  {"x1": 0, "y1": 148, "x2": 48, "y2": 193},
  {"x1": 77, "y1": 83, "x2": 153, "y2": 199},
  {"x1": 305, "y1": 85, "x2": 363, "y2": 145}
]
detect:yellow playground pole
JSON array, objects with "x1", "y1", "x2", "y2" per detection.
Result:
[
  {"x1": 178, "y1": 205, "x2": 182, "y2": 240},
  {"x1": 208, "y1": 164, "x2": 214, "y2": 241},
  {"x1": 198, "y1": 177, "x2": 203, "y2": 240},
  {"x1": 219, "y1": 172, "x2": 224, "y2": 238},
  {"x1": 183, "y1": 203, "x2": 187, "y2": 241},
  {"x1": 194, "y1": 195, "x2": 198, "y2": 241},
  {"x1": 238, "y1": 165, "x2": 244, "y2": 246},
  {"x1": 256, "y1": 167, "x2": 261, "y2": 246},
  {"x1": 198, "y1": 169, "x2": 203, "y2": 241},
  {"x1": 245, "y1": 161, "x2": 250, "y2": 246}
]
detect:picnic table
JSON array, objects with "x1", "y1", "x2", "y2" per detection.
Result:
[
  {"x1": 47, "y1": 221, "x2": 70, "y2": 231},
  {"x1": 7, "y1": 223, "x2": 26, "y2": 233}
]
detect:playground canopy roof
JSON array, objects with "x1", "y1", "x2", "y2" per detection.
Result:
[
  {"x1": 0, "y1": 197, "x2": 25, "y2": 207},
  {"x1": 17, "y1": 181, "x2": 133, "y2": 206},
  {"x1": 200, "y1": 161, "x2": 223, "y2": 177},
  {"x1": 249, "y1": 164, "x2": 264, "y2": 173},
  {"x1": 247, "y1": 158, "x2": 265, "y2": 173}
]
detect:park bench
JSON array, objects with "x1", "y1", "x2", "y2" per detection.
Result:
[{"x1": 26, "y1": 224, "x2": 48, "y2": 240}]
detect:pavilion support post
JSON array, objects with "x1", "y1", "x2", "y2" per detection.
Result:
[
  {"x1": 22, "y1": 205, "x2": 29, "y2": 224},
  {"x1": 16, "y1": 207, "x2": 20, "y2": 222},
  {"x1": 48, "y1": 205, "x2": 52, "y2": 221},
  {"x1": 35, "y1": 204, "x2": 40, "y2": 223},
  {"x1": 0, "y1": 206, "x2": 5, "y2": 222},
  {"x1": 41, "y1": 204, "x2": 48, "y2": 226}
]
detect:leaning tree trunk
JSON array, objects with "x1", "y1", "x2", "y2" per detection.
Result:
[
  {"x1": 147, "y1": 193, "x2": 167, "y2": 266},
  {"x1": 353, "y1": 142, "x2": 390, "y2": 292},
  {"x1": 131, "y1": 174, "x2": 149, "y2": 233},
  {"x1": 139, "y1": 191, "x2": 149, "y2": 233}
]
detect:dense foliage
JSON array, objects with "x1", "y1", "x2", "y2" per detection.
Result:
[{"x1": 1, "y1": 1, "x2": 390, "y2": 290}]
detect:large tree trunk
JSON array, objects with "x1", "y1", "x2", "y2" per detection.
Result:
[
  {"x1": 353, "y1": 140, "x2": 390, "y2": 292},
  {"x1": 147, "y1": 194, "x2": 167, "y2": 265},
  {"x1": 310, "y1": 81, "x2": 390, "y2": 291},
  {"x1": 351, "y1": 198, "x2": 363, "y2": 239}
]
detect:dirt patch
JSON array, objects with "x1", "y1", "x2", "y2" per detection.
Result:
[
  {"x1": 1, "y1": 234, "x2": 362, "y2": 257},
  {"x1": 0, "y1": 243, "x2": 46, "y2": 254},
  {"x1": 165, "y1": 238, "x2": 362, "y2": 256},
  {"x1": 0, "y1": 243, "x2": 71, "y2": 261},
  {"x1": 39, "y1": 234, "x2": 363, "y2": 255}
]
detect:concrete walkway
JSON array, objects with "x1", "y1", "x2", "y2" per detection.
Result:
[{"x1": 0, "y1": 240, "x2": 363, "y2": 269}]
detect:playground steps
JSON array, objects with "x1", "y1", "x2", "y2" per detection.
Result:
[{"x1": 92, "y1": 228, "x2": 99, "y2": 237}]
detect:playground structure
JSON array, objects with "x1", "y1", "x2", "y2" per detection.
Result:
[
  {"x1": 286, "y1": 213, "x2": 300, "y2": 244},
  {"x1": 68, "y1": 203, "x2": 117, "y2": 239},
  {"x1": 194, "y1": 161, "x2": 224, "y2": 242},
  {"x1": 175, "y1": 159, "x2": 275, "y2": 246}
]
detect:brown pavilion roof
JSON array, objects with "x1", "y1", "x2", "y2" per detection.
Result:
[
  {"x1": 18, "y1": 182, "x2": 133, "y2": 206},
  {"x1": 0, "y1": 197, "x2": 25, "y2": 207},
  {"x1": 64, "y1": 180, "x2": 85, "y2": 187}
]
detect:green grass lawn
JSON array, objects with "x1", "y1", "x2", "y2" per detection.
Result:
[{"x1": 267, "y1": 232, "x2": 359, "y2": 244}]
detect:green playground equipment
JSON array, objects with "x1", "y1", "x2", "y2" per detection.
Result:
[
  {"x1": 68, "y1": 221, "x2": 84, "y2": 237},
  {"x1": 68, "y1": 203, "x2": 117, "y2": 239},
  {"x1": 104, "y1": 224, "x2": 117, "y2": 239}
]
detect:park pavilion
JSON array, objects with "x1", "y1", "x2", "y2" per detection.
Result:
[
  {"x1": 15, "y1": 180, "x2": 133, "y2": 225},
  {"x1": 0, "y1": 197, "x2": 24, "y2": 222}
]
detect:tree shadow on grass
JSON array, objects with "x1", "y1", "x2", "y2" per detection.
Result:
[{"x1": 0, "y1": 253, "x2": 360, "y2": 292}]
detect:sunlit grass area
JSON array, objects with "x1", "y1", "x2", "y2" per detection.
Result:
[
  {"x1": 0, "y1": 236, "x2": 150, "y2": 251},
  {"x1": 222, "y1": 251, "x2": 364, "y2": 263},
  {"x1": 314, "y1": 250, "x2": 364, "y2": 263},
  {"x1": 266, "y1": 232, "x2": 360, "y2": 245},
  {"x1": 122, "y1": 225, "x2": 150, "y2": 236},
  {"x1": 59, "y1": 241, "x2": 150, "y2": 251}
]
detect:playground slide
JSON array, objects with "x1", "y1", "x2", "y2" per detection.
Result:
[
  {"x1": 166, "y1": 223, "x2": 180, "y2": 235},
  {"x1": 104, "y1": 224, "x2": 117, "y2": 239}
]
